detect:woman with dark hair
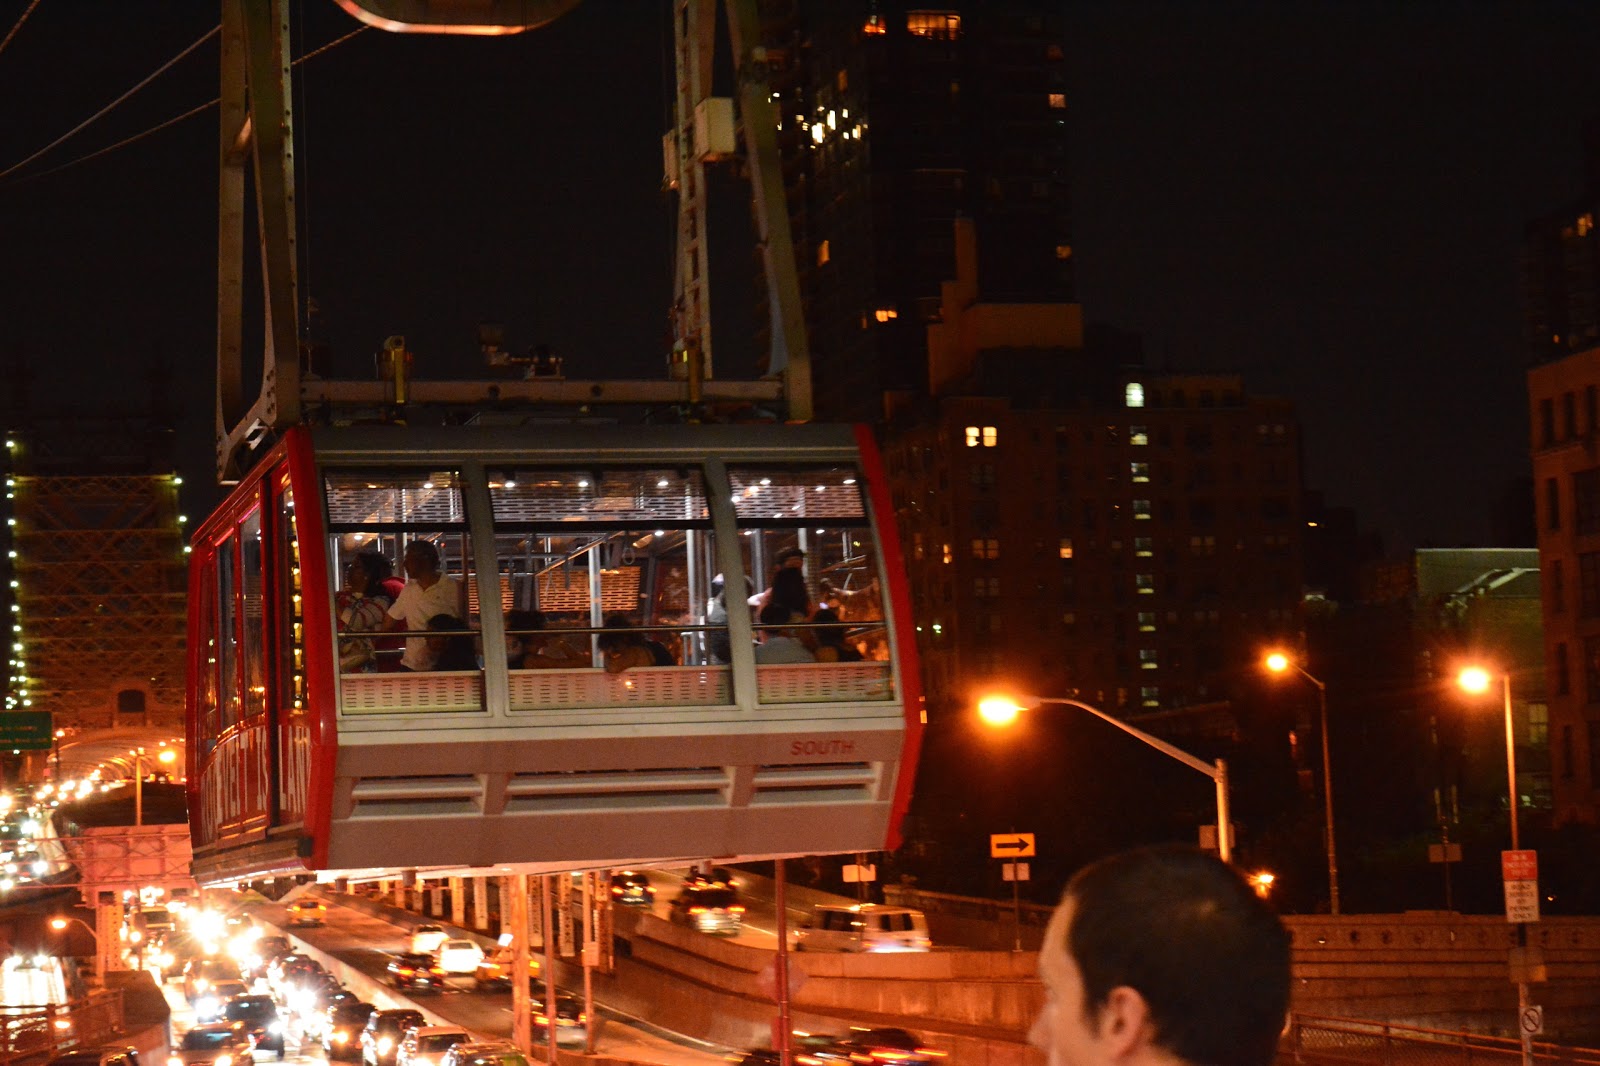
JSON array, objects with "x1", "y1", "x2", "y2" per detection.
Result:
[
  {"x1": 425, "y1": 613, "x2": 480, "y2": 671},
  {"x1": 810, "y1": 607, "x2": 862, "y2": 662},
  {"x1": 598, "y1": 614, "x2": 675, "y2": 672},
  {"x1": 335, "y1": 549, "x2": 403, "y2": 672}
]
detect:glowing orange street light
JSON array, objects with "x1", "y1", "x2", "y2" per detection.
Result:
[
  {"x1": 1249, "y1": 870, "x2": 1276, "y2": 899},
  {"x1": 1262, "y1": 649, "x2": 1340, "y2": 915},
  {"x1": 977, "y1": 691, "x2": 1232, "y2": 863}
]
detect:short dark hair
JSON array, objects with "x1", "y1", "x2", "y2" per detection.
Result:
[
  {"x1": 350, "y1": 550, "x2": 393, "y2": 585},
  {"x1": 1063, "y1": 845, "x2": 1289, "y2": 1066},
  {"x1": 506, "y1": 609, "x2": 545, "y2": 633},
  {"x1": 758, "y1": 602, "x2": 792, "y2": 626}
]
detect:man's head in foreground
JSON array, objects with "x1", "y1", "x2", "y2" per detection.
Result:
[{"x1": 1031, "y1": 845, "x2": 1291, "y2": 1066}]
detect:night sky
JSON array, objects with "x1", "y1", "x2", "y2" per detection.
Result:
[{"x1": 3, "y1": 2, "x2": 1600, "y2": 554}]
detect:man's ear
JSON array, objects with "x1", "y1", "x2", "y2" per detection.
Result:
[{"x1": 1096, "y1": 985, "x2": 1157, "y2": 1059}]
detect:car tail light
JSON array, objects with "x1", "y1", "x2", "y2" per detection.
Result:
[
  {"x1": 729, "y1": 905, "x2": 746, "y2": 914},
  {"x1": 610, "y1": 886, "x2": 622, "y2": 895},
  {"x1": 688, "y1": 906, "x2": 706, "y2": 915}
]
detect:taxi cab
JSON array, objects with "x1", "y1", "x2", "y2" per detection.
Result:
[{"x1": 288, "y1": 899, "x2": 328, "y2": 927}]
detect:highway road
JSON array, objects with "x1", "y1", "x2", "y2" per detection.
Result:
[{"x1": 235, "y1": 893, "x2": 734, "y2": 1066}]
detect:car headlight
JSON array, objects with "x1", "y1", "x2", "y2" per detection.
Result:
[
  {"x1": 196, "y1": 997, "x2": 218, "y2": 1015},
  {"x1": 333, "y1": 1033, "x2": 349, "y2": 1044},
  {"x1": 269, "y1": 1022, "x2": 284, "y2": 1035},
  {"x1": 378, "y1": 1038, "x2": 393, "y2": 1054},
  {"x1": 216, "y1": 1055, "x2": 233, "y2": 1066},
  {"x1": 167, "y1": 1057, "x2": 182, "y2": 1066}
]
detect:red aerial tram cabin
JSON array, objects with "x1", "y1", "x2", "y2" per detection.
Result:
[{"x1": 185, "y1": 422, "x2": 921, "y2": 884}]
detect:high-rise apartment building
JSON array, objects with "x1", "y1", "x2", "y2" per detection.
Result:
[
  {"x1": 760, "y1": 1, "x2": 1072, "y2": 423},
  {"x1": 1521, "y1": 122, "x2": 1600, "y2": 364}
]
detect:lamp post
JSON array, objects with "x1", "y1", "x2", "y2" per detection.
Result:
[
  {"x1": 978, "y1": 694, "x2": 1231, "y2": 863},
  {"x1": 1263, "y1": 651, "x2": 1340, "y2": 915},
  {"x1": 1458, "y1": 665, "x2": 1532, "y2": 1066},
  {"x1": 50, "y1": 915, "x2": 103, "y2": 983}
]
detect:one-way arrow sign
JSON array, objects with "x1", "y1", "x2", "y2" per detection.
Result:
[{"x1": 990, "y1": 833, "x2": 1036, "y2": 858}]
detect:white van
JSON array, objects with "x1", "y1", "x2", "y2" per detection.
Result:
[{"x1": 793, "y1": 904, "x2": 932, "y2": 953}]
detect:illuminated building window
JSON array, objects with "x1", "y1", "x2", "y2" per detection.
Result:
[
  {"x1": 874, "y1": 307, "x2": 899, "y2": 322},
  {"x1": 942, "y1": 543, "x2": 952, "y2": 564},
  {"x1": 1125, "y1": 382, "x2": 1145, "y2": 408},
  {"x1": 1130, "y1": 462, "x2": 1149, "y2": 483},
  {"x1": 1048, "y1": 93, "x2": 1066, "y2": 109},
  {"x1": 1141, "y1": 686, "x2": 1160, "y2": 708},
  {"x1": 1130, "y1": 426, "x2": 1148, "y2": 446},
  {"x1": 862, "y1": 15, "x2": 886, "y2": 35},
  {"x1": 1055, "y1": 244, "x2": 1073, "y2": 260},
  {"x1": 1135, "y1": 537, "x2": 1153, "y2": 557},
  {"x1": 1580, "y1": 213, "x2": 1594, "y2": 237},
  {"x1": 1136, "y1": 574, "x2": 1154, "y2": 595},
  {"x1": 1058, "y1": 538, "x2": 1073, "y2": 560},
  {"x1": 964, "y1": 425, "x2": 998, "y2": 448},
  {"x1": 1139, "y1": 649, "x2": 1158, "y2": 670},
  {"x1": 971, "y1": 538, "x2": 1000, "y2": 560},
  {"x1": 817, "y1": 240, "x2": 830, "y2": 266},
  {"x1": 1062, "y1": 612, "x2": 1076, "y2": 626},
  {"x1": 1138, "y1": 612, "x2": 1156, "y2": 633},
  {"x1": 1133, "y1": 499, "x2": 1151, "y2": 520},
  {"x1": 906, "y1": 11, "x2": 961, "y2": 39}
]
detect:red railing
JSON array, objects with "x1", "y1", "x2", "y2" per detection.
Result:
[{"x1": 0, "y1": 991, "x2": 125, "y2": 1066}]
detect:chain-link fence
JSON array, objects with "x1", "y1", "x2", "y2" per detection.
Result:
[{"x1": 1283, "y1": 1013, "x2": 1600, "y2": 1065}]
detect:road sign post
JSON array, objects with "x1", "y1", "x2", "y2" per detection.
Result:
[{"x1": 991, "y1": 834, "x2": 1036, "y2": 952}]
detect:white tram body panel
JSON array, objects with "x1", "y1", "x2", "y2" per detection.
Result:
[{"x1": 186, "y1": 423, "x2": 922, "y2": 884}]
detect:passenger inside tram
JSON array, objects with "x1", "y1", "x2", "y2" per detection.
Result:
[
  {"x1": 384, "y1": 540, "x2": 467, "y2": 671},
  {"x1": 597, "y1": 614, "x2": 676, "y2": 672},
  {"x1": 754, "y1": 603, "x2": 815, "y2": 664},
  {"x1": 425, "y1": 613, "x2": 480, "y2": 671},
  {"x1": 506, "y1": 609, "x2": 587, "y2": 670}
]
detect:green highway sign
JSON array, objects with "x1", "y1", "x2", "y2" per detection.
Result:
[{"x1": 0, "y1": 711, "x2": 53, "y2": 750}]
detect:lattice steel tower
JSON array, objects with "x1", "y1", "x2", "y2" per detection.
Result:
[{"x1": 2, "y1": 403, "x2": 187, "y2": 733}]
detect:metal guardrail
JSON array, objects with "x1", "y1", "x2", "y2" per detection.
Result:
[
  {"x1": 1284, "y1": 1013, "x2": 1600, "y2": 1064},
  {"x1": 0, "y1": 991, "x2": 125, "y2": 1066}
]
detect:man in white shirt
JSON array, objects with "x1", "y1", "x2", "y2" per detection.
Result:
[{"x1": 383, "y1": 540, "x2": 466, "y2": 671}]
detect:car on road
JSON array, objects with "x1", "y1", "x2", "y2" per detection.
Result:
[
  {"x1": 435, "y1": 939, "x2": 484, "y2": 975},
  {"x1": 409, "y1": 924, "x2": 448, "y2": 954},
  {"x1": 608, "y1": 871, "x2": 655, "y2": 906},
  {"x1": 193, "y1": 979, "x2": 250, "y2": 1023},
  {"x1": 183, "y1": 959, "x2": 243, "y2": 1004},
  {"x1": 287, "y1": 899, "x2": 327, "y2": 927},
  {"x1": 267, "y1": 954, "x2": 326, "y2": 1000},
  {"x1": 361, "y1": 1009, "x2": 425, "y2": 1066},
  {"x1": 471, "y1": 946, "x2": 540, "y2": 990},
  {"x1": 668, "y1": 885, "x2": 744, "y2": 935},
  {"x1": 220, "y1": 994, "x2": 286, "y2": 1056},
  {"x1": 733, "y1": 1033, "x2": 840, "y2": 1066},
  {"x1": 386, "y1": 952, "x2": 447, "y2": 992},
  {"x1": 792, "y1": 904, "x2": 931, "y2": 954},
  {"x1": 167, "y1": 1023, "x2": 255, "y2": 1066},
  {"x1": 823, "y1": 1028, "x2": 945, "y2": 1063},
  {"x1": 439, "y1": 1044, "x2": 528, "y2": 1066},
  {"x1": 240, "y1": 935, "x2": 291, "y2": 979},
  {"x1": 322, "y1": 1002, "x2": 375, "y2": 1061},
  {"x1": 395, "y1": 1026, "x2": 470, "y2": 1066},
  {"x1": 528, "y1": 994, "x2": 586, "y2": 1047},
  {"x1": 47, "y1": 1046, "x2": 142, "y2": 1066}
]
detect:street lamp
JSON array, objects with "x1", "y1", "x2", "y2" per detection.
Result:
[
  {"x1": 132, "y1": 747, "x2": 178, "y2": 827},
  {"x1": 1263, "y1": 650, "x2": 1341, "y2": 915},
  {"x1": 1457, "y1": 664, "x2": 1532, "y2": 1066},
  {"x1": 977, "y1": 693, "x2": 1232, "y2": 863},
  {"x1": 50, "y1": 915, "x2": 103, "y2": 983}
]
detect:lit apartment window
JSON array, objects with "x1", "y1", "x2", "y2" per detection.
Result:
[
  {"x1": 1141, "y1": 686, "x2": 1160, "y2": 708},
  {"x1": 1062, "y1": 612, "x2": 1076, "y2": 626},
  {"x1": 1139, "y1": 649, "x2": 1159, "y2": 670},
  {"x1": 1138, "y1": 612, "x2": 1156, "y2": 633},
  {"x1": 971, "y1": 538, "x2": 1000, "y2": 560},
  {"x1": 874, "y1": 307, "x2": 898, "y2": 322},
  {"x1": 817, "y1": 239, "x2": 830, "y2": 266},
  {"x1": 1048, "y1": 93, "x2": 1066, "y2": 109},
  {"x1": 1125, "y1": 382, "x2": 1145, "y2": 408},
  {"x1": 965, "y1": 425, "x2": 997, "y2": 447},
  {"x1": 862, "y1": 15, "x2": 886, "y2": 34},
  {"x1": 906, "y1": 11, "x2": 961, "y2": 39},
  {"x1": 1130, "y1": 426, "x2": 1148, "y2": 446},
  {"x1": 1136, "y1": 574, "x2": 1154, "y2": 595},
  {"x1": 1055, "y1": 244, "x2": 1073, "y2": 260},
  {"x1": 1130, "y1": 462, "x2": 1150, "y2": 483},
  {"x1": 1134, "y1": 537, "x2": 1153, "y2": 557},
  {"x1": 1133, "y1": 499, "x2": 1151, "y2": 520},
  {"x1": 1059, "y1": 538, "x2": 1073, "y2": 559},
  {"x1": 942, "y1": 543, "x2": 952, "y2": 564}
]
